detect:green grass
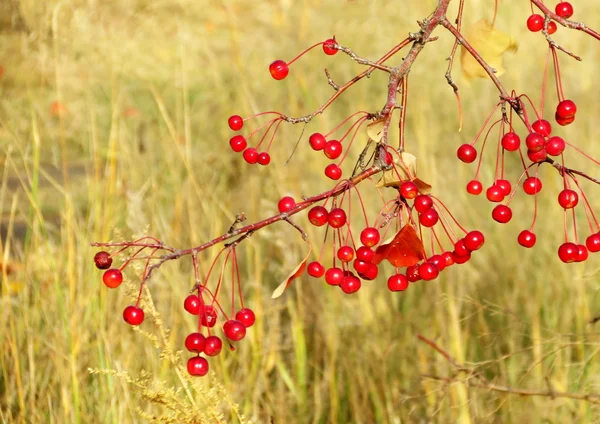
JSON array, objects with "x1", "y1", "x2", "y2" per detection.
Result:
[{"x1": 1, "y1": 0, "x2": 600, "y2": 422}]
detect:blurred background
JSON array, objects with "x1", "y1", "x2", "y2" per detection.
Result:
[{"x1": 1, "y1": 0, "x2": 600, "y2": 422}]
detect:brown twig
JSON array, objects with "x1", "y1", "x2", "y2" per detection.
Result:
[{"x1": 531, "y1": 0, "x2": 600, "y2": 41}]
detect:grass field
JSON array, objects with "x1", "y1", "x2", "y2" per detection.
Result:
[{"x1": 1, "y1": 0, "x2": 600, "y2": 422}]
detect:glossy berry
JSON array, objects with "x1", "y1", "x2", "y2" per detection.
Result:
[
  {"x1": 464, "y1": 230, "x2": 485, "y2": 251},
  {"x1": 414, "y1": 195, "x2": 433, "y2": 213},
  {"x1": 546, "y1": 136, "x2": 565, "y2": 156},
  {"x1": 442, "y1": 251, "x2": 455, "y2": 267},
  {"x1": 360, "y1": 263, "x2": 379, "y2": 281},
  {"x1": 102, "y1": 268, "x2": 123, "y2": 288},
  {"x1": 558, "y1": 242, "x2": 578, "y2": 263},
  {"x1": 400, "y1": 181, "x2": 419, "y2": 199},
  {"x1": 187, "y1": 356, "x2": 209, "y2": 377},
  {"x1": 406, "y1": 265, "x2": 421, "y2": 282},
  {"x1": 337, "y1": 246, "x2": 354, "y2": 262},
  {"x1": 532, "y1": 119, "x2": 552, "y2": 136},
  {"x1": 203, "y1": 336, "x2": 223, "y2": 356},
  {"x1": 418, "y1": 262, "x2": 439, "y2": 281},
  {"x1": 527, "y1": 148, "x2": 547, "y2": 163},
  {"x1": 526, "y1": 133, "x2": 545, "y2": 152},
  {"x1": 555, "y1": 113, "x2": 575, "y2": 126},
  {"x1": 328, "y1": 208, "x2": 347, "y2": 228},
  {"x1": 496, "y1": 179, "x2": 512, "y2": 197},
  {"x1": 242, "y1": 147, "x2": 259, "y2": 164},
  {"x1": 356, "y1": 246, "x2": 375, "y2": 262},
  {"x1": 419, "y1": 208, "x2": 439, "y2": 227},
  {"x1": 309, "y1": 133, "x2": 327, "y2": 150},
  {"x1": 576, "y1": 245, "x2": 589, "y2": 262},
  {"x1": 123, "y1": 306, "x2": 144, "y2": 326},
  {"x1": 453, "y1": 251, "x2": 471, "y2": 264},
  {"x1": 184, "y1": 294, "x2": 202, "y2": 315},
  {"x1": 547, "y1": 21, "x2": 557, "y2": 35},
  {"x1": 235, "y1": 308, "x2": 256, "y2": 328},
  {"x1": 467, "y1": 180, "x2": 483, "y2": 195},
  {"x1": 223, "y1": 319, "x2": 247, "y2": 341},
  {"x1": 556, "y1": 100, "x2": 577, "y2": 119},
  {"x1": 230, "y1": 135, "x2": 247, "y2": 152},
  {"x1": 387, "y1": 274, "x2": 409, "y2": 292},
  {"x1": 518, "y1": 230, "x2": 537, "y2": 248},
  {"x1": 269, "y1": 60, "x2": 289, "y2": 80},
  {"x1": 185, "y1": 333, "x2": 206, "y2": 353},
  {"x1": 340, "y1": 275, "x2": 361, "y2": 294},
  {"x1": 353, "y1": 259, "x2": 370, "y2": 274},
  {"x1": 257, "y1": 152, "x2": 271, "y2": 166},
  {"x1": 322, "y1": 38, "x2": 338, "y2": 55},
  {"x1": 308, "y1": 206, "x2": 329, "y2": 226},
  {"x1": 586, "y1": 233, "x2": 600, "y2": 253},
  {"x1": 201, "y1": 305, "x2": 218, "y2": 328},
  {"x1": 457, "y1": 144, "x2": 477, "y2": 163},
  {"x1": 523, "y1": 177, "x2": 543, "y2": 195},
  {"x1": 324, "y1": 140, "x2": 343, "y2": 159},
  {"x1": 94, "y1": 251, "x2": 113, "y2": 269},
  {"x1": 307, "y1": 261, "x2": 325, "y2": 278},
  {"x1": 555, "y1": 2, "x2": 574, "y2": 18},
  {"x1": 429, "y1": 255, "x2": 446, "y2": 272},
  {"x1": 492, "y1": 205, "x2": 512, "y2": 223},
  {"x1": 278, "y1": 196, "x2": 296, "y2": 213},
  {"x1": 360, "y1": 227, "x2": 381, "y2": 247},
  {"x1": 558, "y1": 189, "x2": 578, "y2": 209},
  {"x1": 454, "y1": 239, "x2": 470, "y2": 257},
  {"x1": 228, "y1": 115, "x2": 244, "y2": 131},
  {"x1": 324, "y1": 164, "x2": 342, "y2": 180},
  {"x1": 325, "y1": 267, "x2": 344, "y2": 286},
  {"x1": 486, "y1": 185, "x2": 505, "y2": 203},
  {"x1": 527, "y1": 14, "x2": 544, "y2": 32},
  {"x1": 501, "y1": 132, "x2": 521, "y2": 151}
]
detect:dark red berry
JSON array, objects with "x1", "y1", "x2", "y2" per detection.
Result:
[
  {"x1": 307, "y1": 261, "x2": 325, "y2": 278},
  {"x1": 94, "y1": 251, "x2": 113, "y2": 269},
  {"x1": 201, "y1": 305, "x2": 218, "y2": 328},
  {"x1": 586, "y1": 233, "x2": 600, "y2": 253},
  {"x1": 308, "y1": 206, "x2": 329, "y2": 226},
  {"x1": 419, "y1": 208, "x2": 439, "y2": 227},
  {"x1": 230, "y1": 135, "x2": 247, "y2": 152},
  {"x1": 558, "y1": 242, "x2": 578, "y2": 263},
  {"x1": 387, "y1": 274, "x2": 409, "y2": 292},
  {"x1": 324, "y1": 140, "x2": 343, "y2": 159},
  {"x1": 501, "y1": 132, "x2": 521, "y2": 151},
  {"x1": 555, "y1": 113, "x2": 575, "y2": 126},
  {"x1": 223, "y1": 319, "x2": 246, "y2": 341},
  {"x1": 467, "y1": 180, "x2": 483, "y2": 195},
  {"x1": 558, "y1": 189, "x2": 578, "y2": 209},
  {"x1": 328, "y1": 208, "x2": 347, "y2": 228},
  {"x1": 486, "y1": 185, "x2": 505, "y2": 203},
  {"x1": 523, "y1": 177, "x2": 543, "y2": 195},
  {"x1": 203, "y1": 336, "x2": 222, "y2": 356},
  {"x1": 269, "y1": 60, "x2": 289, "y2": 80},
  {"x1": 414, "y1": 195, "x2": 433, "y2": 213},
  {"x1": 527, "y1": 14, "x2": 544, "y2": 32},
  {"x1": 324, "y1": 164, "x2": 342, "y2": 180},
  {"x1": 555, "y1": 2, "x2": 574, "y2": 18},
  {"x1": 518, "y1": 230, "x2": 537, "y2": 248},
  {"x1": 546, "y1": 136, "x2": 565, "y2": 156},
  {"x1": 235, "y1": 308, "x2": 256, "y2": 327},
  {"x1": 322, "y1": 38, "x2": 338, "y2": 55},
  {"x1": 228, "y1": 115, "x2": 243, "y2": 131},
  {"x1": 325, "y1": 267, "x2": 344, "y2": 286},
  {"x1": 184, "y1": 295, "x2": 202, "y2": 315},
  {"x1": 185, "y1": 333, "x2": 206, "y2": 353},
  {"x1": 492, "y1": 205, "x2": 512, "y2": 223},
  {"x1": 102, "y1": 268, "x2": 123, "y2": 288},
  {"x1": 406, "y1": 265, "x2": 421, "y2": 282},
  {"x1": 360, "y1": 227, "x2": 380, "y2": 247},
  {"x1": 400, "y1": 181, "x2": 419, "y2": 199},
  {"x1": 526, "y1": 133, "x2": 545, "y2": 152},
  {"x1": 457, "y1": 144, "x2": 477, "y2": 163},
  {"x1": 187, "y1": 356, "x2": 209, "y2": 377},
  {"x1": 123, "y1": 306, "x2": 144, "y2": 326},
  {"x1": 309, "y1": 133, "x2": 327, "y2": 151},
  {"x1": 556, "y1": 100, "x2": 577, "y2": 119},
  {"x1": 257, "y1": 152, "x2": 271, "y2": 166},
  {"x1": 278, "y1": 196, "x2": 296, "y2": 213},
  {"x1": 340, "y1": 275, "x2": 361, "y2": 294},
  {"x1": 464, "y1": 230, "x2": 485, "y2": 251},
  {"x1": 242, "y1": 147, "x2": 259, "y2": 164},
  {"x1": 532, "y1": 119, "x2": 552, "y2": 136}
]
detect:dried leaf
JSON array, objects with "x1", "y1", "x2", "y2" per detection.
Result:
[
  {"x1": 271, "y1": 243, "x2": 312, "y2": 299},
  {"x1": 366, "y1": 118, "x2": 385, "y2": 143},
  {"x1": 460, "y1": 20, "x2": 518, "y2": 81},
  {"x1": 372, "y1": 224, "x2": 426, "y2": 267},
  {"x1": 376, "y1": 152, "x2": 432, "y2": 192}
]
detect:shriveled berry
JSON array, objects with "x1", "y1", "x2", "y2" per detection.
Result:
[
  {"x1": 309, "y1": 133, "x2": 326, "y2": 150},
  {"x1": 185, "y1": 333, "x2": 206, "y2": 353},
  {"x1": 94, "y1": 251, "x2": 113, "y2": 269},
  {"x1": 230, "y1": 135, "x2": 247, "y2": 152},
  {"x1": 235, "y1": 308, "x2": 256, "y2": 327},
  {"x1": 269, "y1": 60, "x2": 289, "y2": 80},
  {"x1": 307, "y1": 261, "x2": 325, "y2": 278},
  {"x1": 123, "y1": 306, "x2": 144, "y2": 326},
  {"x1": 308, "y1": 206, "x2": 329, "y2": 226},
  {"x1": 387, "y1": 274, "x2": 409, "y2": 292},
  {"x1": 492, "y1": 205, "x2": 512, "y2": 223},
  {"x1": 457, "y1": 144, "x2": 477, "y2": 163},
  {"x1": 203, "y1": 336, "x2": 222, "y2": 356},
  {"x1": 558, "y1": 189, "x2": 578, "y2": 209},
  {"x1": 518, "y1": 230, "x2": 537, "y2": 248},
  {"x1": 527, "y1": 14, "x2": 544, "y2": 32},
  {"x1": 187, "y1": 356, "x2": 209, "y2": 376},
  {"x1": 558, "y1": 242, "x2": 578, "y2": 263},
  {"x1": 328, "y1": 208, "x2": 347, "y2": 228},
  {"x1": 324, "y1": 164, "x2": 342, "y2": 180},
  {"x1": 102, "y1": 268, "x2": 123, "y2": 288},
  {"x1": 228, "y1": 115, "x2": 243, "y2": 131},
  {"x1": 467, "y1": 180, "x2": 483, "y2": 195},
  {"x1": 278, "y1": 196, "x2": 296, "y2": 213},
  {"x1": 501, "y1": 132, "x2": 521, "y2": 151},
  {"x1": 360, "y1": 227, "x2": 380, "y2": 247}
]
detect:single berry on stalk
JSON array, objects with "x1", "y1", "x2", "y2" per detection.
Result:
[
  {"x1": 235, "y1": 308, "x2": 256, "y2": 327},
  {"x1": 322, "y1": 38, "x2": 338, "y2": 55},
  {"x1": 123, "y1": 306, "x2": 145, "y2": 326},
  {"x1": 457, "y1": 144, "x2": 477, "y2": 163},
  {"x1": 269, "y1": 60, "x2": 289, "y2": 80},
  {"x1": 187, "y1": 356, "x2": 209, "y2": 377},
  {"x1": 94, "y1": 251, "x2": 113, "y2": 269},
  {"x1": 102, "y1": 268, "x2": 123, "y2": 288},
  {"x1": 223, "y1": 319, "x2": 247, "y2": 341},
  {"x1": 185, "y1": 333, "x2": 206, "y2": 353},
  {"x1": 527, "y1": 14, "x2": 544, "y2": 32},
  {"x1": 228, "y1": 115, "x2": 244, "y2": 131}
]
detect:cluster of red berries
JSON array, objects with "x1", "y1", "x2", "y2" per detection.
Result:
[
  {"x1": 308, "y1": 132, "x2": 344, "y2": 180},
  {"x1": 526, "y1": 2, "x2": 574, "y2": 34},
  {"x1": 227, "y1": 116, "x2": 272, "y2": 166},
  {"x1": 269, "y1": 38, "x2": 338, "y2": 81}
]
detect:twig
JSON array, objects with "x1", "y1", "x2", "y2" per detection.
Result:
[{"x1": 324, "y1": 69, "x2": 340, "y2": 91}]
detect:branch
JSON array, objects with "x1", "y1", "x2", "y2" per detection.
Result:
[{"x1": 531, "y1": 0, "x2": 600, "y2": 41}]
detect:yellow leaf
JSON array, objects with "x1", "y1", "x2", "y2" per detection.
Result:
[
  {"x1": 271, "y1": 243, "x2": 312, "y2": 299},
  {"x1": 367, "y1": 118, "x2": 385, "y2": 143},
  {"x1": 460, "y1": 20, "x2": 518, "y2": 81}
]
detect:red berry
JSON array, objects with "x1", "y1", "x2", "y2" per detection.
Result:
[
  {"x1": 337, "y1": 246, "x2": 355, "y2": 262},
  {"x1": 308, "y1": 206, "x2": 329, "y2": 226},
  {"x1": 558, "y1": 189, "x2": 578, "y2": 209},
  {"x1": 235, "y1": 308, "x2": 256, "y2": 327},
  {"x1": 586, "y1": 233, "x2": 600, "y2": 252},
  {"x1": 406, "y1": 265, "x2": 421, "y2": 282},
  {"x1": 322, "y1": 38, "x2": 338, "y2": 55},
  {"x1": 340, "y1": 275, "x2": 361, "y2": 294},
  {"x1": 532, "y1": 119, "x2": 552, "y2": 136},
  {"x1": 323, "y1": 140, "x2": 343, "y2": 159},
  {"x1": 501, "y1": 132, "x2": 521, "y2": 151},
  {"x1": 324, "y1": 164, "x2": 342, "y2": 180},
  {"x1": 555, "y1": 113, "x2": 575, "y2": 126},
  {"x1": 242, "y1": 147, "x2": 259, "y2": 164},
  {"x1": 257, "y1": 152, "x2": 271, "y2": 166},
  {"x1": 464, "y1": 230, "x2": 485, "y2": 251},
  {"x1": 359, "y1": 263, "x2": 379, "y2": 281},
  {"x1": 418, "y1": 262, "x2": 439, "y2": 281},
  {"x1": 526, "y1": 133, "x2": 545, "y2": 152},
  {"x1": 556, "y1": 100, "x2": 577, "y2": 119},
  {"x1": 518, "y1": 230, "x2": 537, "y2": 248},
  {"x1": 360, "y1": 227, "x2": 380, "y2": 247},
  {"x1": 123, "y1": 306, "x2": 144, "y2": 326},
  {"x1": 558, "y1": 242, "x2": 578, "y2": 263},
  {"x1": 414, "y1": 195, "x2": 433, "y2": 213},
  {"x1": 94, "y1": 251, "x2": 113, "y2": 269},
  {"x1": 496, "y1": 179, "x2": 512, "y2": 197},
  {"x1": 442, "y1": 251, "x2": 455, "y2": 267},
  {"x1": 400, "y1": 181, "x2": 419, "y2": 199},
  {"x1": 278, "y1": 196, "x2": 296, "y2": 213},
  {"x1": 230, "y1": 135, "x2": 247, "y2": 153},
  {"x1": 467, "y1": 180, "x2": 483, "y2": 195},
  {"x1": 419, "y1": 208, "x2": 439, "y2": 227},
  {"x1": 486, "y1": 185, "x2": 505, "y2": 203},
  {"x1": 454, "y1": 239, "x2": 470, "y2": 257},
  {"x1": 429, "y1": 254, "x2": 446, "y2": 272},
  {"x1": 527, "y1": 148, "x2": 547, "y2": 163},
  {"x1": 576, "y1": 245, "x2": 588, "y2": 262},
  {"x1": 201, "y1": 305, "x2": 218, "y2": 328},
  {"x1": 546, "y1": 136, "x2": 565, "y2": 156},
  {"x1": 269, "y1": 60, "x2": 289, "y2": 80},
  {"x1": 356, "y1": 246, "x2": 375, "y2": 262},
  {"x1": 387, "y1": 274, "x2": 409, "y2": 292},
  {"x1": 102, "y1": 268, "x2": 123, "y2": 288},
  {"x1": 228, "y1": 115, "x2": 243, "y2": 131},
  {"x1": 203, "y1": 336, "x2": 222, "y2": 356},
  {"x1": 547, "y1": 21, "x2": 557, "y2": 35},
  {"x1": 185, "y1": 333, "x2": 206, "y2": 353},
  {"x1": 307, "y1": 261, "x2": 325, "y2": 278},
  {"x1": 555, "y1": 2, "x2": 574, "y2": 18},
  {"x1": 309, "y1": 133, "x2": 327, "y2": 150},
  {"x1": 187, "y1": 356, "x2": 209, "y2": 377},
  {"x1": 457, "y1": 144, "x2": 477, "y2": 163},
  {"x1": 223, "y1": 319, "x2": 246, "y2": 341},
  {"x1": 353, "y1": 259, "x2": 370, "y2": 274},
  {"x1": 328, "y1": 208, "x2": 347, "y2": 228},
  {"x1": 325, "y1": 267, "x2": 344, "y2": 286},
  {"x1": 184, "y1": 295, "x2": 202, "y2": 315},
  {"x1": 523, "y1": 177, "x2": 543, "y2": 195},
  {"x1": 454, "y1": 251, "x2": 471, "y2": 264},
  {"x1": 492, "y1": 205, "x2": 512, "y2": 223},
  {"x1": 527, "y1": 14, "x2": 544, "y2": 32}
]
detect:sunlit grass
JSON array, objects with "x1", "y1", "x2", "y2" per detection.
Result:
[{"x1": 1, "y1": 0, "x2": 600, "y2": 422}]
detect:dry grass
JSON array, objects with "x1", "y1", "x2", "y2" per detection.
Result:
[{"x1": 1, "y1": 0, "x2": 600, "y2": 422}]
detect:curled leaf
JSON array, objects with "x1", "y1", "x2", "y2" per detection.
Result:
[
  {"x1": 376, "y1": 152, "x2": 432, "y2": 193},
  {"x1": 271, "y1": 243, "x2": 312, "y2": 299},
  {"x1": 460, "y1": 19, "x2": 518, "y2": 81},
  {"x1": 372, "y1": 224, "x2": 426, "y2": 267}
]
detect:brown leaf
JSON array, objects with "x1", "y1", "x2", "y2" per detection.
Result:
[{"x1": 271, "y1": 243, "x2": 312, "y2": 299}]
